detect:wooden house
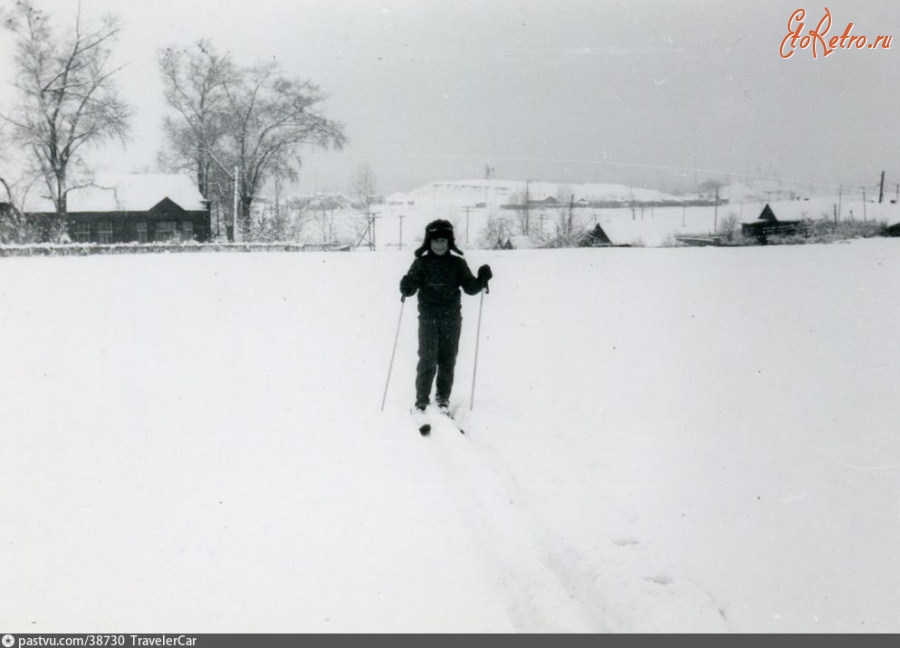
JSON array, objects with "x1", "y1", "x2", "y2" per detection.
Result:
[
  {"x1": 580, "y1": 223, "x2": 614, "y2": 247},
  {"x1": 27, "y1": 174, "x2": 211, "y2": 244},
  {"x1": 741, "y1": 204, "x2": 804, "y2": 243}
]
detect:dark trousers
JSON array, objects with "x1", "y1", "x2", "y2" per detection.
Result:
[{"x1": 415, "y1": 315, "x2": 462, "y2": 406}]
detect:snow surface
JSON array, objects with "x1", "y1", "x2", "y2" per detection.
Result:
[{"x1": 2, "y1": 238, "x2": 900, "y2": 633}]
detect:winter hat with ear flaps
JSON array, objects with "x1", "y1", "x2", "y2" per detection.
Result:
[{"x1": 414, "y1": 219, "x2": 464, "y2": 257}]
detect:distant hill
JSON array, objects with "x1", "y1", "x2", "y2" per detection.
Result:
[
  {"x1": 389, "y1": 178, "x2": 827, "y2": 209},
  {"x1": 399, "y1": 179, "x2": 689, "y2": 209}
]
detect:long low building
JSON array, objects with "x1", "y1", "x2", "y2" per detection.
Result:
[{"x1": 27, "y1": 174, "x2": 212, "y2": 243}]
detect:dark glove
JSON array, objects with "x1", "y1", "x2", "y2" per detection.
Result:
[
  {"x1": 477, "y1": 264, "x2": 493, "y2": 284},
  {"x1": 399, "y1": 275, "x2": 416, "y2": 297}
]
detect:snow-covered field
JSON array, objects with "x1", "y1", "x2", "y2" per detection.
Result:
[{"x1": 2, "y1": 238, "x2": 900, "y2": 633}]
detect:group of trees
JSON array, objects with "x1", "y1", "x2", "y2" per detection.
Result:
[
  {"x1": 0, "y1": 1, "x2": 130, "y2": 242},
  {"x1": 0, "y1": 0, "x2": 346, "y2": 243},
  {"x1": 157, "y1": 40, "x2": 346, "y2": 241}
]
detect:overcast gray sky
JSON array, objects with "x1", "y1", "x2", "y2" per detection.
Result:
[{"x1": 2, "y1": 0, "x2": 898, "y2": 194}]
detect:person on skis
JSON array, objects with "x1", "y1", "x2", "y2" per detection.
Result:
[{"x1": 399, "y1": 219, "x2": 492, "y2": 413}]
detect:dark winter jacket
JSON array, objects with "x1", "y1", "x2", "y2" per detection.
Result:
[{"x1": 400, "y1": 251, "x2": 485, "y2": 317}]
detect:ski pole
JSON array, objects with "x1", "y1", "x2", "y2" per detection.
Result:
[
  {"x1": 381, "y1": 296, "x2": 406, "y2": 411},
  {"x1": 469, "y1": 283, "x2": 488, "y2": 410}
]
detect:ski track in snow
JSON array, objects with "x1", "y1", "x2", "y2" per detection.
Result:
[
  {"x1": 421, "y1": 404, "x2": 730, "y2": 633},
  {"x1": 424, "y1": 413, "x2": 598, "y2": 632}
]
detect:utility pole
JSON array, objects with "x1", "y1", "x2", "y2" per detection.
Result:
[
  {"x1": 714, "y1": 185, "x2": 719, "y2": 232},
  {"x1": 355, "y1": 213, "x2": 378, "y2": 250},
  {"x1": 398, "y1": 214, "x2": 404, "y2": 250},
  {"x1": 524, "y1": 180, "x2": 531, "y2": 236},
  {"x1": 465, "y1": 207, "x2": 470, "y2": 245},
  {"x1": 879, "y1": 171, "x2": 885, "y2": 203},
  {"x1": 232, "y1": 166, "x2": 240, "y2": 242}
]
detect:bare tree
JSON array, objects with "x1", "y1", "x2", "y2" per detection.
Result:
[
  {"x1": 350, "y1": 163, "x2": 378, "y2": 211},
  {"x1": 1, "y1": 1, "x2": 131, "y2": 240},
  {"x1": 547, "y1": 202, "x2": 587, "y2": 248},
  {"x1": 479, "y1": 214, "x2": 512, "y2": 249},
  {"x1": 518, "y1": 180, "x2": 532, "y2": 236},
  {"x1": 225, "y1": 62, "x2": 346, "y2": 240},
  {"x1": 717, "y1": 212, "x2": 740, "y2": 242},
  {"x1": 0, "y1": 173, "x2": 37, "y2": 243},
  {"x1": 158, "y1": 40, "x2": 235, "y2": 203},
  {"x1": 0, "y1": 125, "x2": 31, "y2": 242},
  {"x1": 349, "y1": 163, "x2": 379, "y2": 245},
  {"x1": 282, "y1": 194, "x2": 311, "y2": 242},
  {"x1": 158, "y1": 42, "x2": 346, "y2": 240},
  {"x1": 312, "y1": 208, "x2": 337, "y2": 245},
  {"x1": 251, "y1": 176, "x2": 309, "y2": 242},
  {"x1": 555, "y1": 195, "x2": 579, "y2": 244},
  {"x1": 261, "y1": 176, "x2": 288, "y2": 242}
]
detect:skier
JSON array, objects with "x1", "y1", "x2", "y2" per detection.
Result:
[{"x1": 399, "y1": 219, "x2": 492, "y2": 413}]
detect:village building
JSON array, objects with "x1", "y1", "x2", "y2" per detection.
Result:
[
  {"x1": 580, "y1": 223, "x2": 614, "y2": 247},
  {"x1": 740, "y1": 204, "x2": 804, "y2": 243},
  {"x1": 27, "y1": 174, "x2": 211, "y2": 243}
]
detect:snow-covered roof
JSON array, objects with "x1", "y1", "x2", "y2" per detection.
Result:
[{"x1": 28, "y1": 174, "x2": 208, "y2": 213}]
